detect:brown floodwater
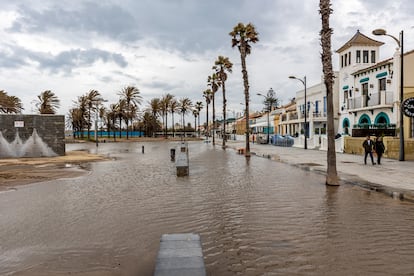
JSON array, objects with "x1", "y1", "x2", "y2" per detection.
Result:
[{"x1": 1, "y1": 141, "x2": 413, "y2": 275}]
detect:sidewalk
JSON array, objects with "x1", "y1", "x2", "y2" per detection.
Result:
[{"x1": 224, "y1": 139, "x2": 414, "y2": 202}]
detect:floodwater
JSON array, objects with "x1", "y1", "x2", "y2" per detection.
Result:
[{"x1": 1, "y1": 141, "x2": 414, "y2": 276}]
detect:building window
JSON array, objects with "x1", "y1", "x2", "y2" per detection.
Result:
[
  {"x1": 315, "y1": 100, "x2": 319, "y2": 114},
  {"x1": 362, "y1": 83, "x2": 369, "y2": 106},
  {"x1": 341, "y1": 55, "x2": 344, "y2": 68},
  {"x1": 371, "y1": 50, "x2": 376, "y2": 63},
  {"x1": 356, "y1": 50, "x2": 361, "y2": 63},
  {"x1": 344, "y1": 53, "x2": 348, "y2": 66},
  {"x1": 323, "y1": 96, "x2": 327, "y2": 113},
  {"x1": 379, "y1": 78, "x2": 386, "y2": 91},
  {"x1": 349, "y1": 52, "x2": 351, "y2": 65},
  {"x1": 363, "y1": 50, "x2": 369, "y2": 63}
]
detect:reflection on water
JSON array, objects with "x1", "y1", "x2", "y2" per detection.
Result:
[{"x1": 1, "y1": 141, "x2": 414, "y2": 275}]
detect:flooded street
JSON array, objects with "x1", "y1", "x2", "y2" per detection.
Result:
[{"x1": 1, "y1": 141, "x2": 414, "y2": 275}]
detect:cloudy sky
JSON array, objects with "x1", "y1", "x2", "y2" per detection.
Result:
[{"x1": 1, "y1": 0, "x2": 414, "y2": 122}]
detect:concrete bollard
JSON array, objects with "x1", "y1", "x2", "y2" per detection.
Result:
[
  {"x1": 176, "y1": 142, "x2": 189, "y2": 176},
  {"x1": 170, "y1": 148, "x2": 176, "y2": 161}
]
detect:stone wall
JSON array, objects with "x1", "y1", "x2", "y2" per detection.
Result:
[
  {"x1": 0, "y1": 114, "x2": 65, "y2": 158},
  {"x1": 344, "y1": 136, "x2": 414, "y2": 160}
]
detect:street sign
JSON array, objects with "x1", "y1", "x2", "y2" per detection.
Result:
[{"x1": 402, "y1": 97, "x2": 414, "y2": 117}]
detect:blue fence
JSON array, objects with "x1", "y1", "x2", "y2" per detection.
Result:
[{"x1": 73, "y1": 131, "x2": 145, "y2": 138}]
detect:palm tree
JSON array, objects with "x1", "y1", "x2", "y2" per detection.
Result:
[
  {"x1": 67, "y1": 107, "x2": 84, "y2": 138},
  {"x1": 230, "y1": 22, "x2": 259, "y2": 157},
  {"x1": 320, "y1": 0, "x2": 339, "y2": 185},
  {"x1": 107, "y1": 103, "x2": 118, "y2": 141},
  {"x1": 36, "y1": 90, "x2": 60, "y2": 114},
  {"x1": 118, "y1": 86, "x2": 142, "y2": 139},
  {"x1": 85, "y1": 89, "x2": 101, "y2": 141},
  {"x1": 116, "y1": 99, "x2": 127, "y2": 139},
  {"x1": 72, "y1": 95, "x2": 88, "y2": 139},
  {"x1": 169, "y1": 98, "x2": 179, "y2": 138},
  {"x1": 213, "y1": 56, "x2": 233, "y2": 148},
  {"x1": 202, "y1": 89, "x2": 212, "y2": 138},
  {"x1": 0, "y1": 90, "x2": 23, "y2": 113},
  {"x1": 160, "y1": 94, "x2": 173, "y2": 138},
  {"x1": 149, "y1": 98, "x2": 161, "y2": 119},
  {"x1": 178, "y1": 97, "x2": 193, "y2": 137},
  {"x1": 192, "y1": 109, "x2": 199, "y2": 135},
  {"x1": 207, "y1": 73, "x2": 220, "y2": 145},
  {"x1": 195, "y1": 101, "x2": 203, "y2": 137}
]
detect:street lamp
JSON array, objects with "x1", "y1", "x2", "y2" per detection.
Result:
[
  {"x1": 372, "y1": 28, "x2": 404, "y2": 161},
  {"x1": 289, "y1": 75, "x2": 307, "y2": 149}
]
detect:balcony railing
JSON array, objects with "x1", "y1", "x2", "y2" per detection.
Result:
[
  {"x1": 352, "y1": 123, "x2": 396, "y2": 129},
  {"x1": 346, "y1": 91, "x2": 393, "y2": 110}
]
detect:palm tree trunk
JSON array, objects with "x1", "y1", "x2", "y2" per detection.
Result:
[
  {"x1": 222, "y1": 81, "x2": 227, "y2": 149},
  {"x1": 182, "y1": 113, "x2": 185, "y2": 138},
  {"x1": 198, "y1": 114, "x2": 201, "y2": 137},
  {"x1": 212, "y1": 92, "x2": 216, "y2": 145},
  {"x1": 87, "y1": 108, "x2": 91, "y2": 140},
  {"x1": 119, "y1": 116, "x2": 122, "y2": 139},
  {"x1": 320, "y1": 0, "x2": 339, "y2": 185},
  {"x1": 206, "y1": 103, "x2": 209, "y2": 139},
  {"x1": 172, "y1": 112, "x2": 175, "y2": 137},
  {"x1": 240, "y1": 45, "x2": 250, "y2": 157},
  {"x1": 165, "y1": 113, "x2": 168, "y2": 139}
]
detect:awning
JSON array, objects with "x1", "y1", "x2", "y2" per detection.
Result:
[
  {"x1": 376, "y1": 72, "x2": 387, "y2": 78},
  {"x1": 342, "y1": 85, "x2": 349, "y2": 90},
  {"x1": 360, "y1": 77, "x2": 369, "y2": 83},
  {"x1": 250, "y1": 121, "x2": 268, "y2": 128}
]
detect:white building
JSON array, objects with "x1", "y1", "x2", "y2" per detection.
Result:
[{"x1": 336, "y1": 30, "x2": 398, "y2": 137}]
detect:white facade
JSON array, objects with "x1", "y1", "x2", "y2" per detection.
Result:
[{"x1": 336, "y1": 30, "x2": 398, "y2": 137}]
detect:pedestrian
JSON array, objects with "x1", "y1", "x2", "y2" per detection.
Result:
[
  {"x1": 374, "y1": 135, "x2": 385, "y2": 165},
  {"x1": 362, "y1": 135, "x2": 376, "y2": 165}
]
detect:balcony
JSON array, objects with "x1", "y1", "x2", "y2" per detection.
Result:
[{"x1": 346, "y1": 91, "x2": 393, "y2": 111}]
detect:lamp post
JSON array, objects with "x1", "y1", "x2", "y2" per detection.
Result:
[
  {"x1": 289, "y1": 76, "x2": 307, "y2": 149},
  {"x1": 372, "y1": 29, "x2": 404, "y2": 161}
]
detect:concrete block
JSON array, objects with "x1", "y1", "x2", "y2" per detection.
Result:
[{"x1": 154, "y1": 233, "x2": 206, "y2": 276}]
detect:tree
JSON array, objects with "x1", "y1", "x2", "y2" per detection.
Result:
[
  {"x1": 203, "y1": 89, "x2": 212, "y2": 137},
  {"x1": 118, "y1": 86, "x2": 142, "y2": 139},
  {"x1": 36, "y1": 90, "x2": 60, "y2": 114},
  {"x1": 320, "y1": 0, "x2": 339, "y2": 185},
  {"x1": 160, "y1": 94, "x2": 173, "y2": 138},
  {"x1": 207, "y1": 73, "x2": 220, "y2": 146},
  {"x1": 0, "y1": 90, "x2": 23, "y2": 113},
  {"x1": 72, "y1": 95, "x2": 88, "y2": 139},
  {"x1": 195, "y1": 101, "x2": 203, "y2": 137},
  {"x1": 178, "y1": 97, "x2": 193, "y2": 137},
  {"x1": 169, "y1": 98, "x2": 179, "y2": 137},
  {"x1": 213, "y1": 56, "x2": 233, "y2": 149},
  {"x1": 85, "y1": 89, "x2": 102, "y2": 141},
  {"x1": 192, "y1": 109, "x2": 199, "y2": 134},
  {"x1": 230, "y1": 22, "x2": 259, "y2": 157}
]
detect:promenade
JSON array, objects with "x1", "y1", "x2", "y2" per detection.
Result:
[{"x1": 225, "y1": 139, "x2": 414, "y2": 202}]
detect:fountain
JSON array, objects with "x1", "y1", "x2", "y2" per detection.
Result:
[{"x1": 0, "y1": 128, "x2": 58, "y2": 158}]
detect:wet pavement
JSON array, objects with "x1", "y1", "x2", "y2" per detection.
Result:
[
  {"x1": 225, "y1": 139, "x2": 414, "y2": 201},
  {"x1": 1, "y1": 141, "x2": 414, "y2": 275}
]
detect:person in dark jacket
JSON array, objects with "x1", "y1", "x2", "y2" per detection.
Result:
[
  {"x1": 362, "y1": 135, "x2": 375, "y2": 165},
  {"x1": 374, "y1": 136, "x2": 385, "y2": 165}
]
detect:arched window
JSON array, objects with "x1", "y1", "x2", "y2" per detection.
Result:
[
  {"x1": 342, "y1": 118, "x2": 350, "y2": 135},
  {"x1": 374, "y1": 112, "x2": 390, "y2": 126},
  {"x1": 358, "y1": 114, "x2": 371, "y2": 128}
]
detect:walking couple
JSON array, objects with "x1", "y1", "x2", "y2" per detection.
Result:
[{"x1": 362, "y1": 135, "x2": 385, "y2": 165}]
